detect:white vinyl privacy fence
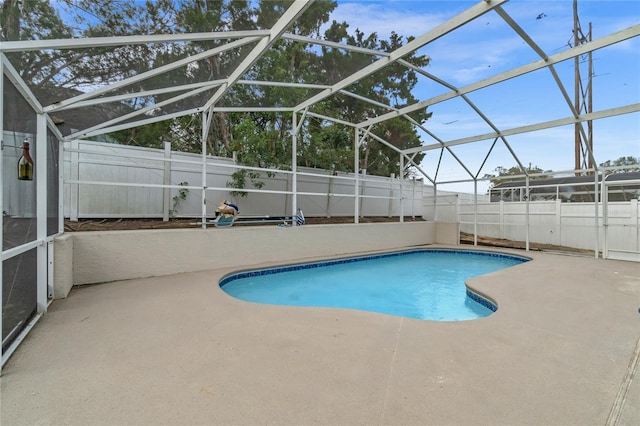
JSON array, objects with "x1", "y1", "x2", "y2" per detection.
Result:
[
  {"x1": 63, "y1": 140, "x2": 427, "y2": 220},
  {"x1": 61, "y1": 141, "x2": 639, "y2": 261},
  {"x1": 429, "y1": 192, "x2": 639, "y2": 261}
]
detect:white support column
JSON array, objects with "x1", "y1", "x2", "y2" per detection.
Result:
[
  {"x1": 399, "y1": 155, "x2": 404, "y2": 222},
  {"x1": 473, "y1": 179, "x2": 478, "y2": 246},
  {"x1": 499, "y1": 200, "x2": 505, "y2": 239},
  {"x1": 354, "y1": 128, "x2": 360, "y2": 224},
  {"x1": 58, "y1": 140, "x2": 64, "y2": 234},
  {"x1": 388, "y1": 173, "x2": 395, "y2": 218},
  {"x1": 602, "y1": 175, "x2": 609, "y2": 258},
  {"x1": 432, "y1": 183, "x2": 437, "y2": 222},
  {"x1": 632, "y1": 198, "x2": 639, "y2": 254},
  {"x1": 47, "y1": 241, "x2": 54, "y2": 299},
  {"x1": 162, "y1": 141, "x2": 171, "y2": 222},
  {"x1": 201, "y1": 111, "x2": 208, "y2": 229},
  {"x1": 36, "y1": 114, "x2": 48, "y2": 313},
  {"x1": 525, "y1": 175, "x2": 530, "y2": 251},
  {"x1": 359, "y1": 169, "x2": 366, "y2": 218},
  {"x1": 70, "y1": 139, "x2": 79, "y2": 221},
  {"x1": 594, "y1": 172, "x2": 600, "y2": 258},
  {"x1": 292, "y1": 112, "x2": 298, "y2": 222}
]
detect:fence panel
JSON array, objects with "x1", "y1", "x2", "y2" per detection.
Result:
[
  {"x1": 449, "y1": 195, "x2": 638, "y2": 255},
  {"x1": 63, "y1": 140, "x2": 426, "y2": 219}
]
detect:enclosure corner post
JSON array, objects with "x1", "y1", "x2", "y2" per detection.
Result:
[{"x1": 36, "y1": 113, "x2": 48, "y2": 314}]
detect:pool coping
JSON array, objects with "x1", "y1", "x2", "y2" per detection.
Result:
[{"x1": 219, "y1": 248, "x2": 531, "y2": 316}]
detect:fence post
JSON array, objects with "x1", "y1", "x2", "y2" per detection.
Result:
[
  {"x1": 359, "y1": 169, "x2": 366, "y2": 218},
  {"x1": 499, "y1": 200, "x2": 504, "y2": 239},
  {"x1": 326, "y1": 173, "x2": 333, "y2": 218},
  {"x1": 162, "y1": 141, "x2": 171, "y2": 222},
  {"x1": 555, "y1": 198, "x2": 562, "y2": 246},
  {"x1": 632, "y1": 198, "x2": 639, "y2": 253},
  {"x1": 388, "y1": 173, "x2": 395, "y2": 218}
]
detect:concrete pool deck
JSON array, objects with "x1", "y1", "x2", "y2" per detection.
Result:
[{"x1": 1, "y1": 246, "x2": 639, "y2": 425}]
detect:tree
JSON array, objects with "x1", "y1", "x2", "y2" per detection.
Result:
[
  {"x1": 483, "y1": 164, "x2": 552, "y2": 190},
  {"x1": 311, "y1": 24, "x2": 430, "y2": 177},
  {"x1": 6, "y1": 0, "x2": 433, "y2": 186},
  {"x1": 599, "y1": 156, "x2": 640, "y2": 172}
]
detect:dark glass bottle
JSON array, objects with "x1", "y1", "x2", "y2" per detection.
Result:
[{"x1": 18, "y1": 140, "x2": 34, "y2": 181}]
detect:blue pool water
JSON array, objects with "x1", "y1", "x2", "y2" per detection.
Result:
[{"x1": 219, "y1": 250, "x2": 528, "y2": 321}]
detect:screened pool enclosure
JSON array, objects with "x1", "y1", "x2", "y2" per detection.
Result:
[{"x1": 2, "y1": 0, "x2": 639, "y2": 366}]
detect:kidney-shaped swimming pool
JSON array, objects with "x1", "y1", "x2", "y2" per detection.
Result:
[{"x1": 219, "y1": 249, "x2": 529, "y2": 321}]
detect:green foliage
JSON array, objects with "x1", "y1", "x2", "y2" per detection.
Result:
[
  {"x1": 8, "y1": 0, "x2": 433, "y2": 187},
  {"x1": 170, "y1": 181, "x2": 189, "y2": 218},
  {"x1": 227, "y1": 116, "x2": 283, "y2": 196},
  {"x1": 483, "y1": 165, "x2": 551, "y2": 190},
  {"x1": 599, "y1": 156, "x2": 640, "y2": 172}
]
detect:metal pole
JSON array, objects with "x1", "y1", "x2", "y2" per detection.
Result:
[
  {"x1": 473, "y1": 179, "x2": 478, "y2": 246},
  {"x1": 201, "y1": 110, "x2": 207, "y2": 229},
  {"x1": 525, "y1": 175, "x2": 530, "y2": 251},
  {"x1": 163, "y1": 141, "x2": 171, "y2": 222},
  {"x1": 412, "y1": 177, "x2": 416, "y2": 220},
  {"x1": 587, "y1": 22, "x2": 594, "y2": 170},
  {"x1": 399, "y1": 154, "x2": 404, "y2": 222},
  {"x1": 573, "y1": 0, "x2": 581, "y2": 173},
  {"x1": 36, "y1": 114, "x2": 48, "y2": 313},
  {"x1": 354, "y1": 128, "x2": 360, "y2": 223},
  {"x1": 594, "y1": 171, "x2": 599, "y2": 258},
  {"x1": 58, "y1": 139, "x2": 64, "y2": 234},
  {"x1": 292, "y1": 112, "x2": 297, "y2": 222},
  {"x1": 601, "y1": 174, "x2": 609, "y2": 258},
  {"x1": 433, "y1": 183, "x2": 437, "y2": 222}
]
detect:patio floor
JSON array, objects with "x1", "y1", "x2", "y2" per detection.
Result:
[{"x1": 1, "y1": 246, "x2": 639, "y2": 425}]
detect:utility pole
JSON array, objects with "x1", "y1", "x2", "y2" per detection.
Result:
[{"x1": 572, "y1": 0, "x2": 594, "y2": 175}]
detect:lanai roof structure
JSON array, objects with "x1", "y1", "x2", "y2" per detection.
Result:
[
  {"x1": 2, "y1": 0, "x2": 638, "y2": 192},
  {"x1": 2, "y1": 2, "x2": 640, "y2": 423}
]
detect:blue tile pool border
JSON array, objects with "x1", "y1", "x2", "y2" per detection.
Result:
[
  {"x1": 219, "y1": 249, "x2": 528, "y2": 312},
  {"x1": 466, "y1": 289, "x2": 497, "y2": 312}
]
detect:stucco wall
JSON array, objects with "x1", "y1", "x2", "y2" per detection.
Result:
[{"x1": 54, "y1": 221, "x2": 456, "y2": 297}]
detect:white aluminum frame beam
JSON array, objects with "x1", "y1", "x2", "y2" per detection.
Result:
[
  {"x1": 295, "y1": 0, "x2": 506, "y2": 111},
  {"x1": 361, "y1": 24, "x2": 640, "y2": 129},
  {"x1": 402, "y1": 114, "x2": 475, "y2": 179},
  {"x1": 493, "y1": 5, "x2": 596, "y2": 170},
  {"x1": 75, "y1": 107, "x2": 203, "y2": 140},
  {"x1": 54, "y1": 80, "x2": 227, "y2": 111},
  {"x1": 45, "y1": 36, "x2": 260, "y2": 112},
  {"x1": 283, "y1": 33, "x2": 391, "y2": 57},
  {"x1": 0, "y1": 30, "x2": 271, "y2": 52},
  {"x1": 407, "y1": 103, "x2": 640, "y2": 154},
  {"x1": 202, "y1": 0, "x2": 313, "y2": 110},
  {"x1": 400, "y1": 62, "x2": 527, "y2": 174},
  {"x1": 68, "y1": 84, "x2": 217, "y2": 139}
]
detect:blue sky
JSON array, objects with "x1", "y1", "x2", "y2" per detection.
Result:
[{"x1": 329, "y1": 0, "x2": 640, "y2": 192}]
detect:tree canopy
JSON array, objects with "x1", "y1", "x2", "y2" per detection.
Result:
[{"x1": 1, "y1": 0, "x2": 429, "y2": 192}]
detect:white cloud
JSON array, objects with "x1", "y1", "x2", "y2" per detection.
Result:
[{"x1": 326, "y1": 2, "x2": 451, "y2": 39}]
